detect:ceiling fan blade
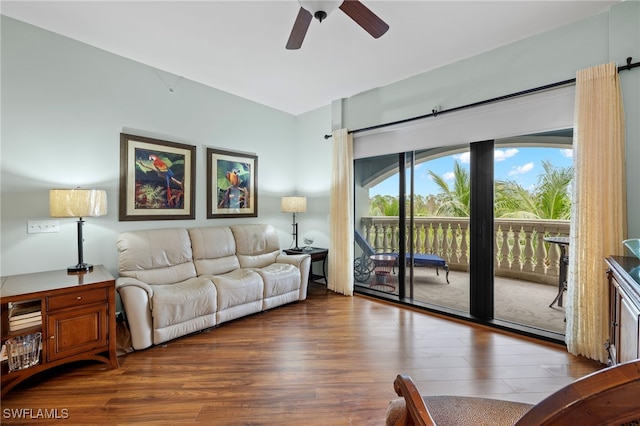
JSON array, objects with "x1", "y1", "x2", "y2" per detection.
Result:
[
  {"x1": 286, "y1": 7, "x2": 313, "y2": 50},
  {"x1": 339, "y1": 0, "x2": 389, "y2": 39}
]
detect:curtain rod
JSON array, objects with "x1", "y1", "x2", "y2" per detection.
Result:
[{"x1": 324, "y1": 57, "x2": 639, "y2": 139}]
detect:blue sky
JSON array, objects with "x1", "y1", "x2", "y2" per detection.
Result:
[{"x1": 370, "y1": 147, "x2": 574, "y2": 196}]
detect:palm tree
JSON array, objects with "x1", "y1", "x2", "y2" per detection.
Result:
[
  {"x1": 497, "y1": 160, "x2": 572, "y2": 219},
  {"x1": 369, "y1": 194, "x2": 400, "y2": 216},
  {"x1": 428, "y1": 161, "x2": 470, "y2": 217}
]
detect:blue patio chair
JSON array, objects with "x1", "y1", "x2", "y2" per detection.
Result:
[{"x1": 354, "y1": 229, "x2": 449, "y2": 284}]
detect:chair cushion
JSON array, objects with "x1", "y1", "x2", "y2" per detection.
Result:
[
  {"x1": 151, "y1": 277, "x2": 217, "y2": 328},
  {"x1": 117, "y1": 228, "x2": 197, "y2": 285},
  {"x1": 253, "y1": 263, "x2": 300, "y2": 298},
  {"x1": 386, "y1": 395, "x2": 533, "y2": 426},
  {"x1": 230, "y1": 224, "x2": 281, "y2": 268},
  {"x1": 411, "y1": 253, "x2": 447, "y2": 268},
  {"x1": 189, "y1": 226, "x2": 242, "y2": 275},
  {"x1": 208, "y1": 269, "x2": 264, "y2": 311}
]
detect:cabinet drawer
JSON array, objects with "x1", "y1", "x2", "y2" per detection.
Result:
[{"x1": 47, "y1": 287, "x2": 108, "y2": 311}]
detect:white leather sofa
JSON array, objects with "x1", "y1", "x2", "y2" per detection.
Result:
[{"x1": 116, "y1": 224, "x2": 311, "y2": 350}]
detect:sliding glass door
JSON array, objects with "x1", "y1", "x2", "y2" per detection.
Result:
[{"x1": 353, "y1": 134, "x2": 571, "y2": 340}]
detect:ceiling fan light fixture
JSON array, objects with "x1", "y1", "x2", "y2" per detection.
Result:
[{"x1": 298, "y1": 0, "x2": 342, "y2": 21}]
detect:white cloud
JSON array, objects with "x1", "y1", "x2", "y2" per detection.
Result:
[
  {"x1": 443, "y1": 172, "x2": 455, "y2": 181},
  {"x1": 508, "y1": 162, "x2": 534, "y2": 176},
  {"x1": 454, "y1": 152, "x2": 470, "y2": 164},
  {"x1": 495, "y1": 148, "x2": 519, "y2": 162},
  {"x1": 456, "y1": 149, "x2": 519, "y2": 163},
  {"x1": 560, "y1": 149, "x2": 573, "y2": 158}
]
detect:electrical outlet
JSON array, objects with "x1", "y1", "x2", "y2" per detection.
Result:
[{"x1": 27, "y1": 220, "x2": 60, "y2": 234}]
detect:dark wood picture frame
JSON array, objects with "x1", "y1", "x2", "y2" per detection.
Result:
[
  {"x1": 119, "y1": 133, "x2": 196, "y2": 221},
  {"x1": 206, "y1": 147, "x2": 258, "y2": 219}
]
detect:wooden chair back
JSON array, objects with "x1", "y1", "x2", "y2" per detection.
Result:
[{"x1": 391, "y1": 359, "x2": 640, "y2": 426}]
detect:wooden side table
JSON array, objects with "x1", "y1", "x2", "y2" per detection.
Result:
[
  {"x1": 1, "y1": 265, "x2": 118, "y2": 396},
  {"x1": 284, "y1": 247, "x2": 328, "y2": 285}
]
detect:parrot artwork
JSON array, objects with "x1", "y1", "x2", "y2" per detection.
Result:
[
  {"x1": 218, "y1": 166, "x2": 248, "y2": 209},
  {"x1": 226, "y1": 169, "x2": 240, "y2": 187},
  {"x1": 149, "y1": 154, "x2": 178, "y2": 207}
]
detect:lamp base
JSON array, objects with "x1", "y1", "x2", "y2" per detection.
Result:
[{"x1": 67, "y1": 263, "x2": 93, "y2": 274}]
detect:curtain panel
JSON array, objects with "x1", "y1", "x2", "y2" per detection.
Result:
[
  {"x1": 328, "y1": 128, "x2": 355, "y2": 296},
  {"x1": 566, "y1": 62, "x2": 627, "y2": 363}
]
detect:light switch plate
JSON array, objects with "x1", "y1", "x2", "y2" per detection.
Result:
[{"x1": 27, "y1": 220, "x2": 60, "y2": 234}]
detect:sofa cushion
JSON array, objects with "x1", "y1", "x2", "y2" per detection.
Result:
[
  {"x1": 151, "y1": 277, "x2": 217, "y2": 328},
  {"x1": 189, "y1": 226, "x2": 241, "y2": 275},
  {"x1": 117, "y1": 228, "x2": 197, "y2": 285},
  {"x1": 230, "y1": 224, "x2": 280, "y2": 268},
  {"x1": 207, "y1": 269, "x2": 264, "y2": 311},
  {"x1": 253, "y1": 263, "x2": 300, "y2": 299}
]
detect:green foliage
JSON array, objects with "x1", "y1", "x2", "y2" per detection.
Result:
[
  {"x1": 369, "y1": 159, "x2": 573, "y2": 219},
  {"x1": 427, "y1": 161, "x2": 471, "y2": 217}
]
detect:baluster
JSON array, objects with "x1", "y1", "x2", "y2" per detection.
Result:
[
  {"x1": 422, "y1": 223, "x2": 431, "y2": 253},
  {"x1": 415, "y1": 223, "x2": 424, "y2": 254},
  {"x1": 364, "y1": 223, "x2": 375, "y2": 246},
  {"x1": 390, "y1": 224, "x2": 398, "y2": 253},
  {"x1": 432, "y1": 223, "x2": 441, "y2": 256},
  {"x1": 382, "y1": 224, "x2": 391, "y2": 252},
  {"x1": 494, "y1": 224, "x2": 500, "y2": 270},
  {"x1": 522, "y1": 225, "x2": 535, "y2": 272},
  {"x1": 459, "y1": 223, "x2": 469, "y2": 265},
  {"x1": 534, "y1": 230, "x2": 546, "y2": 274},
  {"x1": 374, "y1": 225, "x2": 384, "y2": 253},
  {"x1": 441, "y1": 223, "x2": 450, "y2": 260},
  {"x1": 512, "y1": 227, "x2": 523, "y2": 272},
  {"x1": 547, "y1": 234, "x2": 560, "y2": 278},
  {"x1": 499, "y1": 225, "x2": 510, "y2": 269},
  {"x1": 450, "y1": 223, "x2": 459, "y2": 264}
]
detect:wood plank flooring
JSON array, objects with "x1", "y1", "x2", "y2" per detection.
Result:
[{"x1": 0, "y1": 283, "x2": 603, "y2": 425}]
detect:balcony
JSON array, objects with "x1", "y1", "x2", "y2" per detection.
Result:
[
  {"x1": 357, "y1": 216, "x2": 570, "y2": 334},
  {"x1": 360, "y1": 216, "x2": 569, "y2": 283}
]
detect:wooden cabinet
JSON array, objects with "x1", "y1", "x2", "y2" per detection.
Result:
[
  {"x1": 1, "y1": 265, "x2": 118, "y2": 395},
  {"x1": 606, "y1": 256, "x2": 640, "y2": 365}
]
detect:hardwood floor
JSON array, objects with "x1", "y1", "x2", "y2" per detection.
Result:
[{"x1": 1, "y1": 283, "x2": 603, "y2": 425}]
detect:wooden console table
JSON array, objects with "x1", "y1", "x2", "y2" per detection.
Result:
[{"x1": 1, "y1": 265, "x2": 118, "y2": 396}]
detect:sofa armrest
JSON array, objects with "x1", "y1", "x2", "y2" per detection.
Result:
[
  {"x1": 116, "y1": 277, "x2": 154, "y2": 350},
  {"x1": 276, "y1": 253, "x2": 311, "y2": 300}
]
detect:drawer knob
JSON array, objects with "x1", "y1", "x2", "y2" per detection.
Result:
[
  {"x1": 76, "y1": 296, "x2": 82, "y2": 300},
  {"x1": 50, "y1": 336, "x2": 55, "y2": 339}
]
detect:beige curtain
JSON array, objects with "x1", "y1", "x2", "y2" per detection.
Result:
[
  {"x1": 566, "y1": 62, "x2": 626, "y2": 363},
  {"x1": 328, "y1": 128, "x2": 354, "y2": 296}
]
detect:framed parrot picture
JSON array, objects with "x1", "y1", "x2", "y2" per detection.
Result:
[
  {"x1": 206, "y1": 147, "x2": 257, "y2": 219},
  {"x1": 119, "y1": 133, "x2": 196, "y2": 221}
]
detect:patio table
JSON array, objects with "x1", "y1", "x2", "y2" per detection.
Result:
[
  {"x1": 544, "y1": 236, "x2": 570, "y2": 307},
  {"x1": 369, "y1": 254, "x2": 397, "y2": 289}
]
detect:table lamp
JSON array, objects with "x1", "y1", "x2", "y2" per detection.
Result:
[
  {"x1": 281, "y1": 196, "x2": 306, "y2": 250},
  {"x1": 50, "y1": 188, "x2": 107, "y2": 273}
]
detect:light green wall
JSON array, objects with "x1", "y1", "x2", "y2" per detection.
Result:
[
  {"x1": 0, "y1": 16, "x2": 329, "y2": 276},
  {"x1": 2, "y1": 2, "x2": 639, "y2": 277},
  {"x1": 339, "y1": 1, "x2": 640, "y2": 239}
]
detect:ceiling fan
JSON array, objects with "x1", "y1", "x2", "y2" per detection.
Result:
[{"x1": 286, "y1": 0, "x2": 389, "y2": 50}]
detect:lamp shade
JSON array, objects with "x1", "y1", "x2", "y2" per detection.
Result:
[
  {"x1": 281, "y1": 196, "x2": 307, "y2": 213},
  {"x1": 50, "y1": 189, "x2": 107, "y2": 218}
]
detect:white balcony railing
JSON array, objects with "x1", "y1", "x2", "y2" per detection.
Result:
[{"x1": 359, "y1": 217, "x2": 570, "y2": 285}]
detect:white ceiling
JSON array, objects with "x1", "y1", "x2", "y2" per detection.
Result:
[{"x1": 1, "y1": 1, "x2": 618, "y2": 115}]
